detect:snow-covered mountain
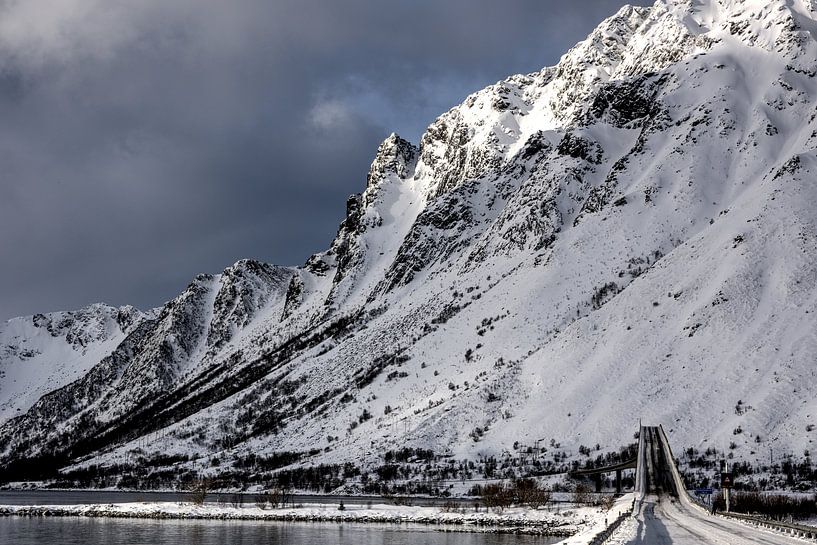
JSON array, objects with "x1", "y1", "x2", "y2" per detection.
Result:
[
  {"x1": 3, "y1": 0, "x2": 817, "y2": 483},
  {"x1": 0, "y1": 304, "x2": 148, "y2": 423}
]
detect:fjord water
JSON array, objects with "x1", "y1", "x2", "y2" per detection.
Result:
[
  {"x1": 0, "y1": 492, "x2": 562, "y2": 545},
  {"x1": 0, "y1": 517, "x2": 561, "y2": 545}
]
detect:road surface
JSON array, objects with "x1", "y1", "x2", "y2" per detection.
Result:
[
  {"x1": 618, "y1": 426, "x2": 811, "y2": 545},
  {"x1": 0, "y1": 490, "x2": 477, "y2": 508},
  {"x1": 623, "y1": 494, "x2": 808, "y2": 545}
]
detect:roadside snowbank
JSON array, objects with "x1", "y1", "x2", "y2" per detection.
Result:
[
  {"x1": 555, "y1": 495, "x2": 635, "y2": 544},
  {"x1": 0, "y1": 499, "x2": 627, "y2": 536}
]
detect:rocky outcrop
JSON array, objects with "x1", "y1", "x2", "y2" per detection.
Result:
[{"x1": 207, "y1": 260, "x2": 293, "y2": 351}]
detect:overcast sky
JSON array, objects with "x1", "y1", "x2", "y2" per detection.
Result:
[{"x1": 0, "y1": 0, "x2": 648, "y2": 321}]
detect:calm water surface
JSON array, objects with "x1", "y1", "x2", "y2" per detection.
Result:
[{"x1": 0, "y1": 517, "x2": 562, "y2": 545}]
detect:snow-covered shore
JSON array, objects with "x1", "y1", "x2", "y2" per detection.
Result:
[{"x1": 0, "y1": 496, "x2": 635, "y2": 538}]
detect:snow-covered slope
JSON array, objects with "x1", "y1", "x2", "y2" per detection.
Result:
[
  {"x1": 3, "y1": 0, "x2": 817, "y2": 482},
  {"x1": 0, "y1": 304, "x2": 147, "y2": 423}
]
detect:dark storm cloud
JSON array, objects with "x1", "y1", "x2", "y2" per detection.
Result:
[{"x1": 0, "y1": 0, "x2": 647, "y2": 321}]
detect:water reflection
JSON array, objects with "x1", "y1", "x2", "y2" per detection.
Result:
[{"x1": 0, "y1": 517, "x2": 561, "y2": 545}]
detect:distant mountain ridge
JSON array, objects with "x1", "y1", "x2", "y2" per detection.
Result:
[{"x1": 3, "y1": 0, "x2": 817, "y2": 483}]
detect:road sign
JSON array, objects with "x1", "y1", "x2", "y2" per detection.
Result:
[
  {"x1": 694, "y1": 488, "x2": 714, "y2": 495},
  {"x1": 719, "y1": 472, "x2": 734, "y2": 488}
]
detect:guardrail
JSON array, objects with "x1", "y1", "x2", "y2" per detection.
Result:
[
  {"x1": 718, "y1": 511, "x2": 817, "y2": 541},
  {"x1": 588, "y1": 502, "x2": 634, "y2": 545},
  {"x1": 635, "y1": 427, "x2": 646, "y2": 495},
  {"x1": 583, "y1": 428, "x2": 648, "y2": 544}
]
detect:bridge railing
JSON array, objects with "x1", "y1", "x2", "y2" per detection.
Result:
[
  {"x1": 635, "y1": 425, "x2": 646, "y2": 495},
  {"x1": 656, "y1": 426, "x2": 707, "y2": 512}
]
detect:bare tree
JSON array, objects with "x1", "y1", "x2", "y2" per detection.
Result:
[
  {"x1": 509, "y1": 479, "x2": 552, "y2": 509},
  {"x1": 229, "y1": 493, "x2": 243, "y2": 508},
  {"x1": 480, "y1": 483, "x2": 514, "y2": 513},
  {"x1": 600, "y1": 494, "x2": 616, "y2": 511},
  {"x1": 254, "y1": 494, "x2": 269, "y2": 510},
  {"x1": 572, "y1": 483, "x2": 591, "y2": 506},
  {"x1": 188, "y1": 478, "x2": 213, "y2": 505},
  {"x1": 280, "y1": 487, "x2": 294, "y2": 508},
  {"x1": 528, "y1": 486, "x2": 552, "y2": 509}
]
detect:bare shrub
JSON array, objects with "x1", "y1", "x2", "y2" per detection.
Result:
[
  {"x1": 600, "y1": 494, "x2": 616, "y2": 511},
  {"x1": 268, "y1": 488, "x2": 283, "y2": 508},
  {"x1": 254, "y1": 495, "x2": 268, "y2": 510},
  {"x1": 528, "y1": 486, "x2": 552, "y2": 509},
  {"x1": 714, "y1": 491, "x2": 816, "y2": 517},
  {"x1": 188, "y1": 478, "x2": 212, "y2": 505},
  {"x1": 572, "y1": 483, "x2": 591, "y2": 505},
  {"x1": 280, "y1": 487, "x2": 294, "y2": 508},
  {"x1": 440, "y1": 500, "x2": 457, "y2": 513},
  {"x1": 514, "y1": 479, "x2": 551, "y2": 509},
  {"x1": 480, "y1": 483, "x2": 514, "y2": 513},
  {"x1": 254, "y1": 487, "x2": 286, "y2": 509}
]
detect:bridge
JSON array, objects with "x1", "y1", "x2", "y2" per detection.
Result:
[
  {"x1": 569, "y1": 456, "x2": 637, "y2": 494},
  {"x1": 569, "y1": 426, "x2": 683, "y2": 495}
]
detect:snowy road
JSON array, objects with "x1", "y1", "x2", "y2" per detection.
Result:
[
  {"x1": 620, "y1": 494, "x2": 808, "y2": 545},
  {"x1": 614, "y1": 425, "x2": 812, "y2": 544}
]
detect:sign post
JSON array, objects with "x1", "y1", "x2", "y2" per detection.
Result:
[
  {"x1": 694, "y1": 488, "x2": 714, "y2": 507},
  {"x1": 720, "y1": 463, "x2": 733, "y2": 512}
]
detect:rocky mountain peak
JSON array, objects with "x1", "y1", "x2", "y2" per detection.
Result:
[
  {"x1": 654, "y1": 0, "x2": 817, "y2": 57},
  {"x1": 369, "y1": 133, "x2": 416, "y2": 177},
  {"x1": 363, "y1": 133, "x2": 418, "y2": 205},
  {"x1": 24, "y1": 303, "x2": 146, "y2": 349},
  {"x1": 113, "y1": 305, "x2": 146, "y2": 334}
]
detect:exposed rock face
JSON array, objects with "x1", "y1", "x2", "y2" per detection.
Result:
[
  {"x1": 4, "y1": 0, "x2": 817, "y2": 481},
  {"x1": 364, "y1": 134, "x2": 418, "y2": 203},
  {"x1": 207, "y1": 260, "x2": 293, "y2": 352},
  {"x1": 324, "y1": 133, "x2": 419, "y2": 308}
]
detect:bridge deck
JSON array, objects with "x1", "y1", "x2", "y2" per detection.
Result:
[{"x1": 570, "y1": 457, "x2": 637, "y2": 477}]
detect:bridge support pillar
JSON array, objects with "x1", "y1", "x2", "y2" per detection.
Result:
[{"x1": 616, "y1": 469, "x2": 622, "y2": 494}]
